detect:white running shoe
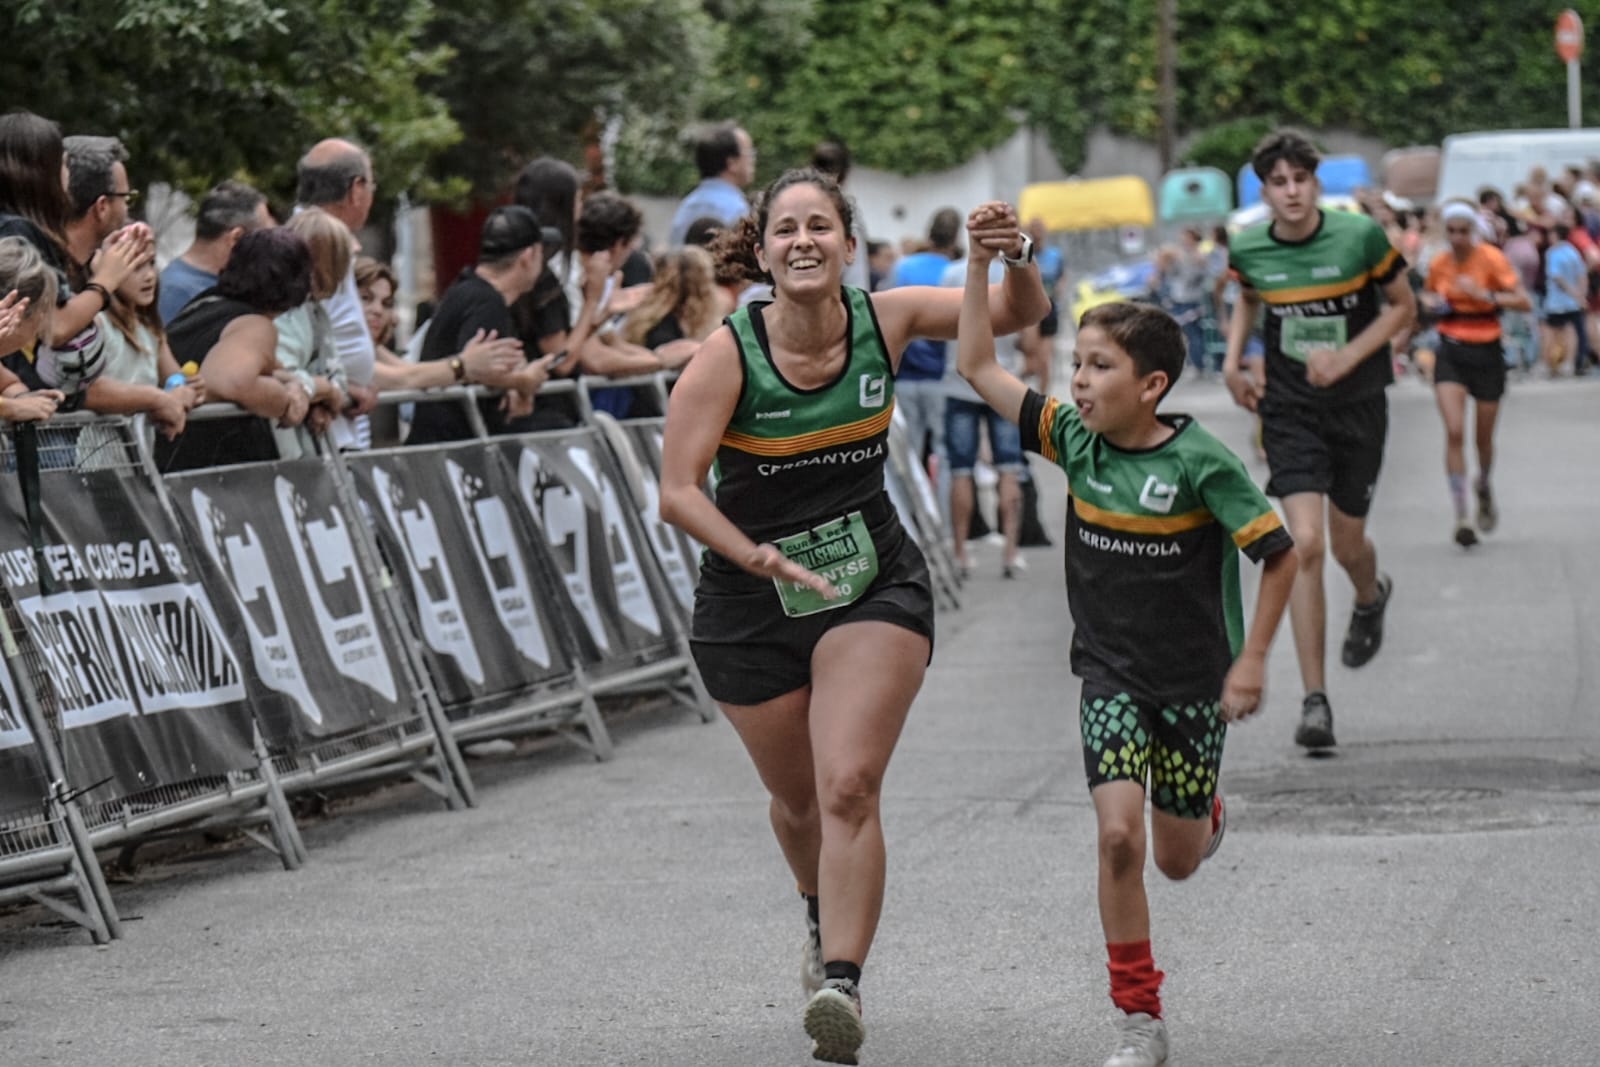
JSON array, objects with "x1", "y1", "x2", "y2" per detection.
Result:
[
  {"x1": 801, "y1": 924, "x2": 825, "y2": 996},
  {"x1": 805, "y1": 980, "x2": 865, "y2": 1065},
  {"x1": 1103, "y1": 1012, "x2": 1169, "y2": 1067}
]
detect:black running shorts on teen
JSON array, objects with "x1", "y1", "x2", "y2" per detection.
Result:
[
  {"x1": 689, "y1": 498, "x2": 934, "y2": 706},
  {"x1": 1433, "y1": 337, "x2": 1508, "y2": 402},
  {"x1": 1258, "y1": 392, "x2": 1388, "y2": 518},
  {"x1": 1079, "y1": 685, "x2": 1225, "y2": 820}
]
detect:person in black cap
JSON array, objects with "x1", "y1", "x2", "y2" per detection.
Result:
[{"x1": 406, "y1": 204, "x2": 560, "y2": 444}]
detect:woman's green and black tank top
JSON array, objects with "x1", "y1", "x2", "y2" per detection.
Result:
[{"x1": 714, "y1": 286, "x2": 895, "y2": 540}]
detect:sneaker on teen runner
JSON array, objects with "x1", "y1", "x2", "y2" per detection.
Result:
[
  {"x1": 801, "y1": 921, "x2": 825, "y2": 997},
  {"x1": 1294, "y1": 691, "x2": 1336, "y2": 750},
  {"x1": 1202, "y1": 794, "x2": 1226, "y2": 862},
  {"x1": 1453, "y1": 521, "x2": 1478, "y2": 548},
  {"x1": 805, "y1": 979, "x2": 865, "y2": 1065},
  {"x1": 1340, "y1": 572, "x2": 1393, "y2": 668},
  {"x1": 1103, "y1": 1011, "x2": 1169, "y2": 1067},
  {"x1": 1476, "y1": 483, "x2": 1497, "y2": 533}
]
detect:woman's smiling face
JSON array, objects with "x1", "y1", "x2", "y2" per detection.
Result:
[{"x1": 759, "y1": 182, "x2": 854, "y2": 296}]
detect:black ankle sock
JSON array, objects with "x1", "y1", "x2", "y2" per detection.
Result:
[
  {"x1": 823, "y1": 960, "x2": 861, "y2": 986},
  {"x1": 801, "y1": 892, "x2": 819, "y2": 927}
]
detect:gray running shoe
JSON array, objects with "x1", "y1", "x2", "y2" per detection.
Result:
[
  {"x1": 801, "y1": 921, "x2": 825, "y2": 997},
  {"x1": 1454, "y1": 521, "x2": 1478, "y2": 548},
  {"x1": 1340, "y1": 572, "x2": 1393, "y2": 668},
  {"x1": 1103, "y1": 1012, "x2": 1169, "y2": 1067},
  {"x1": 1476, "y1": 484, "x2": 1498, "y2": 533},
  {"x1": 805, "y1": 979, "x2": 865, "y2": 1065},
  {"x1": 1294, "y1": 691, "x2": 1336, "y2": 750}
]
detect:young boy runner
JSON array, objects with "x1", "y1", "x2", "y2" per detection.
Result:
[
  {"x1": 1222, "y1": 129, "x2": 1416, "y2": 751},
  {"x1": 956, "y1": 205, "x2": 1298, "y2": 1067}
]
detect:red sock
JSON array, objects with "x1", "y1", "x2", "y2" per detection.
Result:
[{"x1": 1107, "y1": 940, "x2": 1164, "y2": 1018}]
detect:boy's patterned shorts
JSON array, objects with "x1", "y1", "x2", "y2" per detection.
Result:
[{"x1": 1079, "y1": 686, "x2": 1226, "y2": 820}]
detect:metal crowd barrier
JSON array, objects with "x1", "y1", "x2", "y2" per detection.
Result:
[{"x1": 0, "y1": 363, "x2": 956, "y2": 945}]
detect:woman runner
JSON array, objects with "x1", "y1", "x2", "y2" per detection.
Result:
[{"x1": 659, "y1": 167, "x2": 1047, "y2": 1064}]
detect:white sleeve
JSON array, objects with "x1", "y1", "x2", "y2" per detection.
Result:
[{"x1": 323, "y1": 269, "x2": 376, "y2": 386}]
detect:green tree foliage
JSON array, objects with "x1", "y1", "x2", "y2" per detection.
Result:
[
  {"x1": 620, "y1": 0, "x2": 1034, "y2": 195},
  {"x1": 2, "y1": 0, "x2": 458, "y2": 202},
  {"x1": 1028, "y1": 0, "x2": 1600, "y2": 174},
  {"x1": 426, "y1": 0, "x2": 715, "y2": 200}
]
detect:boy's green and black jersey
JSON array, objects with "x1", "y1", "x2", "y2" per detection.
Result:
[
  {"x1": 713, "y1": 286, "x2": 896, "y2": 541},
  {"x1": 1019, "y1": 389, "x2": 1293, "y2": 701},
  {"x1": 1227, "y1": 209, "x2": 1407, "y2": 404}
]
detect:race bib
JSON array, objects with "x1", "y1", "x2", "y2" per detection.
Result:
[
  {"x1": 771, "y1": 511, "x2": 879, "y2": 618},
  {"x1": 1280, "y1": 316, "x2": 1348, "y2": 363}
]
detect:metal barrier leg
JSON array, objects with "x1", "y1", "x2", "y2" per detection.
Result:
[
  {"x1": 53, "y1": 785, "x2": 118, "y2": 943},
  {"x1": 254, "y1": 725, "x2": 307, "y2": 869},
  {"x1": 564, "y1": 665, "x2": 616, "y2": 762}
]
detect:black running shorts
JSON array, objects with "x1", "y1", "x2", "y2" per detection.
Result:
[
  {"x1": 689, "y1": 496, "x2": 935, "y2": 706},
  {"x1": 1433, "y1": 337, "x2": 1507, "y2": 402},
  {"x1": 1259, "y1": 392, "x2": 1388, "y2": 519}
]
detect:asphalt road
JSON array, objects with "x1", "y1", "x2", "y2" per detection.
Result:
[{"x1": 2, "y1": 371, "x2": 1597, "y2": 1067}]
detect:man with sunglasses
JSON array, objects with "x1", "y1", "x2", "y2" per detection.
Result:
[{"x1": 1422, "y1": 202, "x2": 1532, "y2": 548}]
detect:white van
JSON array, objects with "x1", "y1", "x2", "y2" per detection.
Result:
[{"x1": 1436, "y1": 128, "x2": 1600, "y2": 204}]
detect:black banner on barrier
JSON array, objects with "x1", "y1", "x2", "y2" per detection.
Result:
[
  {"x1": 500, "y1": 430, "x2": 677, "y2": 669},
  {"x1": 166, "y1": 459, "x2": 411, "y2": 749},
  {"x1": 0, "y1": 658, "x2": 46, "y2": 811},
  {"x1": 0, "y1": 468, "x2": 256, "y2": 797},
  {"x1": 345, "y1": 445, "x2": 575, "y2": 711},
  {"x1": 618, "y1": 420, "x2": 698, "y2": 616}
]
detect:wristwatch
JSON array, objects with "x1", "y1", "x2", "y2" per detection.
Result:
[
  {"x1": 449, "y1": 356, "x2": 466, "y2": 382},
  {"x1": 1000, "y1": 233, "x2": 1035, "y2": 269}
]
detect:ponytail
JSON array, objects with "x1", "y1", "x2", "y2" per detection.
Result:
[{"x1": 709, "y1": 213, "x2": 766, "y2": 285}]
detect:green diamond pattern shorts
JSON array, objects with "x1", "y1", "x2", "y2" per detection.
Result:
[{"x1": 1079, "y1": 686, "x2": 1226, "y2": 819}]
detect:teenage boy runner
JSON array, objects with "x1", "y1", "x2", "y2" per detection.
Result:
[
  {"x1": 1222, "y1": 129, "x2": 1416, "y2": 751},
  {"x1": 956, "y1": 205, "x2": 1298, "y2": 1067}
]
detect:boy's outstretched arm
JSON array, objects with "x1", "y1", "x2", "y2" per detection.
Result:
[
  {"x1": 957, "y1": 206, "x2": 1029, "y2": 425},
  {"x1": 1220, "y1": 544, "x2": 1297, "y2": 722}
]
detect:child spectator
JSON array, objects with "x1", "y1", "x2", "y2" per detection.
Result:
[
  {"x1": 0, "y1": 238, "x2": 64, "y2": 422},
  {"x1": 954, "y1": 203, "x2": 1297, "y2": 1067},
  {"x1": 621, "y1": 246, "x2": 719, "y2": 368}
]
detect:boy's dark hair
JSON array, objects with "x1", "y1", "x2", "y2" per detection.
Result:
[
  {"x1": 1251, "y1": 129, "x2": 1321, "y2": 181},
  {"x1": 576, "y1": 192, "x2": 643, "y2": 255},
  {"x1": 693, "y1": 122, "x2": 742, "y2": 180},
  {"x1": 1079, "y1": 302, "x2": 1185, "y2": 397}
]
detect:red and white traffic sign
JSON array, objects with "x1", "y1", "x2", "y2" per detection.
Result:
[{"x1": 1556, "y1": 9, "x2": 1584, "y2": 63}]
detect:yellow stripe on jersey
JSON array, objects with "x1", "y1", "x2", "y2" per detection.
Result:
[
  {"x1": 720, "y1": 403, "x2": 895, "y2": 457},
  {"x1": 1257, "y1": 247, "x2": 1401, "y2": 307},
  {"x1": 1073, "y1": 497, "x2": 1214, "y2": 535},
  {"x1": 1231, "y1": 510, "x2": 1286, "y2": 549},
  {"x1": 1038, "y1": 396, "x2": 1061, "y2": 463}
]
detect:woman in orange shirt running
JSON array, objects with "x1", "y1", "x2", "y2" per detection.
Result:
[{"x1": 1422, "y1": 202, "x2": 1533, "y2": 547}]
